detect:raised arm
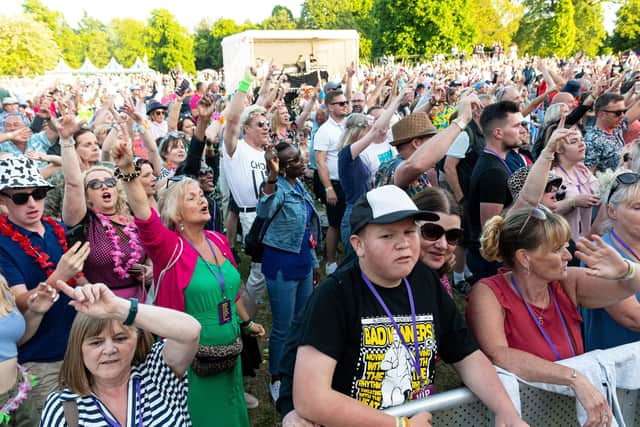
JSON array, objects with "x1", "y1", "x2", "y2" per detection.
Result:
[
  {"x1": 224, "y1": 67, "x2": 256, "y2": 158},
  {"x1": 111, "y1": 139, "x2": 151, "y2": 221},
  {"x1": 58, "y1": 281, "x2": 200, "y2": 377},
  {"x1": 122, "y1": 102, "x2": 162, "y2": 175},
  {"x1": 58, "y1": 115, "x2": 88, "y2": 227},
  {"x1": 295, "y1": 94, "x2": 317, "y2": 130},
  {"x1": 394, "y1": 94, "x2": 480, "y2": 189},
  {"x1": 182, "y1": 95, "x2": 216, "y2": 177}
]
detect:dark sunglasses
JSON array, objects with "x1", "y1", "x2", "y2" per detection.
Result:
[
  {"x1": 601, "y1": 109, "x2": 626, "y2": 117},
  {"x1": 518, "y1": 207, "x2": 548, "y2": 236},
  {"x1": 607, "y1": 172, "x2": 640, "y2": 204},
  {"x1": 255, "y1": 120, "x2": 269, "y2": 128},
  {"x1": 199, "y1": 167, "x2": 214, "y2": 176},
  {"x1": 331, "y1": 101, "x2": 349, "y2": 107},
  {"x1": 87, "y1": 178, "x2": 117, "y2": 190},
  {"x1": 1, "y1": 188, "x2": 49, "y2": 205},
  {"x1": 420, "y1": 223, "x2": 463, "y2": 245},
  {"x1": 153, "y1": 110, "x2": 166, "y2": 116},
  {"x1": 166, "y1": 174, "x2": 188, "y2": 188}
]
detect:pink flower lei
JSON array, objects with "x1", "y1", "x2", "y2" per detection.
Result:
[
  {"x1": 96, "y1": 212, "x2": 143, "y2": 279},
  {"x1": 0, "y1": 365, "x2": 37, "y2": 424}
]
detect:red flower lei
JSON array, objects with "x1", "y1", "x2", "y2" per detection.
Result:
[{"x1": 0, "y1": 214, "x2": 81, "y2": 285}]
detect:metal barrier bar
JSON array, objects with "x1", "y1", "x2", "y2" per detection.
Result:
[{"x1": 383, "y1": 387, "x2": 478, "y2": 417}]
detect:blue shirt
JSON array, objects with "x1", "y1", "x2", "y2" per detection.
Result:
[
  {"x1": 0, "y1": 218, "x2": 76, "y2": 363},
  {"x1": 338, "y1": 146, "x2": 372, "y2": 205},
  {"x1": 0, "y1": 132, "x2": 52, "y2": 168},
  {"x1": 581, "y1": 232, "x2": 640, "y2": 351}
]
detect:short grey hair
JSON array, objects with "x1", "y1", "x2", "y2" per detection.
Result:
[
  {"x1": 544, "y1": 103, "x2": 567, "y2": 126},
  {"x1": 240, "y1": 105, "x2": 267, "y2": 128},
  {"x1": 157, "y1": 177, "x2": 200, "y2": 231}
]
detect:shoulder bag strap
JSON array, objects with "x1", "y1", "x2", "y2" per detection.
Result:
[{"x1": 62, "y1": 400, "x2": 79, "y2": 427}]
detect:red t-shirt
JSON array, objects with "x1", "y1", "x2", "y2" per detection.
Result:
[{"x1": 476, "y1": 271, "x2": 584, "y2": 361}]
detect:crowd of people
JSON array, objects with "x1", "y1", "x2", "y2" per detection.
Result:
[{"x1": 2, "y1": 49, "x2": 640, "y2": 427}]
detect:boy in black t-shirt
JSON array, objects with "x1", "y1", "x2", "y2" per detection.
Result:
[{"x1": 284, "y1": 185, "x2": 525, "y2": 427}]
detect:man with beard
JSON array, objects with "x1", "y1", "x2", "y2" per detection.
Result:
[
  {"x1": 350, "y1": 91, "x2": 366, "y2": 114},
  {"x1": 466, "y1": 101, "x2": 527, "y2": 279}
]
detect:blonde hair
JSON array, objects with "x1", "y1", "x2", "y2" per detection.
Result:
[
  {"x1": 0, "y1": 274, "x2": 15, "y2": 317},
  {"x1": 157, "y1": 177, "x2": 200, "y2": 230},
  {"x1": 83, "y1": 166, "x2": 128, "y2": 216},
  {"x1": 339, "y1": 113, "x2": 369, "y2": 150},
  {"x1": 59, "y1": 314, "x2": 154, "y2": 395},
  {"x1": 481, "y1": 209, "x2": 570, "y2": 266}
]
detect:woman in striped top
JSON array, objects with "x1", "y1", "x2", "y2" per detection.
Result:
[{"x1": 40, "y1": 282, "x2": 201, "y2": 427}]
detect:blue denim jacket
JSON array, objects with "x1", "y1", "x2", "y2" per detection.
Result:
[{"x1": 257, "y1": 176, "x2": 321, "y2": 267}]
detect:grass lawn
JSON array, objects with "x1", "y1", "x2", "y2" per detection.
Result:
[{"x1": 236, "y1": 247, "x2": 468, "y2": 426}]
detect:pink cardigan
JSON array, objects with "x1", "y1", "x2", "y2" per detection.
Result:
[{"x1": 135, "y1": 208, "x2": 237, "y2": 313}]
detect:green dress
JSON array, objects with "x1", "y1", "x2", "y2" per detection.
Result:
[{"x1": 183, "y1": 258, "x2": 249, "y2": 427}]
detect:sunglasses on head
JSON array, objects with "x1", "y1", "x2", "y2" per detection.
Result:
[
  {"x1": 87, "y1": 178, "x2": 117, "y2": 190},
  {"x1": 420, "y1": 223, "x2": 463, "y2": 245},
  {"x1": 601, "y1": 109, "x2": 626, "y2": 117},
  {"x1": 518, "y1": 207, "x2": 548, "y2": 236},
  {"x1": 1, "y1": 188, "x2": 49, "y2": 205},
  {"x1": 331, "y1": 101, "x2": 349, "y2": 107},
  {"x1": 607, "y1": 172, "x2": 640, "y2": 204},
  {"x1": 166, "y1": 174, "x2": 188, "y2": 189}
]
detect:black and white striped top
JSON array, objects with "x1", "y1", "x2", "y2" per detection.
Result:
[{"x1": 40, "y1": 341, "x2": 191, "y2": 426}]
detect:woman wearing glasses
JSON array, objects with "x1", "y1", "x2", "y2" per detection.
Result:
[
  {"x1": 466, "y1": 208, "x2": 640, "y2": 426},
  {"x1": 582, "y1": 170, "x2": 640, "y2": 351},
  {"x1": 111, "y1": 137, "x2": 264, "y2": 427},
  {"x1": 60, "y1": 119, "x2": 150, "y2": 301},
  {"x1": 413, "y1": 188, "x2": 463, "y2": 297}
]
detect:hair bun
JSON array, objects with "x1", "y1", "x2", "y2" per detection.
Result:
[{"x1": 480, "y1": 215, "x2": 504, "y2": 262}]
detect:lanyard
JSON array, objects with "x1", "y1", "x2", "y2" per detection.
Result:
[
  {"x1": 557, "y1": 165, "x2": 590, "y2": 195},
  {"x1": 483, "y1": 148, "x2": 512, "y2": 174},
  {"x1": 360, "y1": 272, "x2": 425, "y2": 390},
  {"x1": 610, "y1": 230, "x2": 640, "y2": 262},
  {"x1": 510, "y1": 275, "x2": 575, "y2": 361},
  {"x1": 184, "y1": 233, "x2": 227, "y2": 299},
  {"x1": 93, "y1": 377, "x2": 142, "y2": 427}
]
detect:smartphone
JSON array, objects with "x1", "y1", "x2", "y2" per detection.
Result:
[{"x1": 175, "y1": 79, "x2": 190, "y2": 97}]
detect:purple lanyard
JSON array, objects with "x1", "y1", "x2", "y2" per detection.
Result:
[
  {"x1": 510, "y1": 275, "x2": 575, "y2": 361},
  {"x1": 558, "y1": 165, "x2": 590, "y2": 195},
  {"x1": 184, "y1": 233, "x2": 227, "y2": 299},
  {"x1": 93, "y1": 377, "x2": 142, "y2": 427},
  {"x1": 483, "y1": 148, "x2": 511, "y2": 173},
  {"x1": 360, "y1": 273, "x2": 425, "y2": 390},
  {"x1": 610, "y1": 230, "x2": 640, "y2": 262}
]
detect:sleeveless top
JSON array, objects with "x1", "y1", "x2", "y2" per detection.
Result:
[{"x1": 478, "y1": 272, "x2": 584, "y2": 361}]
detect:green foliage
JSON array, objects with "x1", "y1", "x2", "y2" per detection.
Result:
[
  {"x1": 611, "y1": 0, "x2": 640, "y2": 52},
  {"x1": 77, "y1": 12, "x2": 110, "y2": 68},
  {"x1": 471, "y1": 0, "x2": 523, "y2": 47},
  {"x1": 573, "y1": 0, "x2": 606, "y2": 56},
  {"x1": 371, "y1": 0, "x2": 476, "y2": 59},
  {"x1": 272, "y1": 5, "x2": 295, "y2": 21},
  {"x1": 547, "y1": 0, "x2": 576, "y2": 57},
  {"x1": 0, "y1": 14, "x2": 60, "y2": 76},
  {"x1": 145, "y1": 9, "x2": 196, "y2": 74},
  {"x1": 262, "y1": 9, "x2": 297, "y2": 30},
  {"x1": 108, "y1": 18, "x2": 147, "y2": 67}
]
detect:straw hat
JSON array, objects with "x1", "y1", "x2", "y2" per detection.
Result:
[{"x1": 390, "y1": 112, "x2": 438, "y2": 146}]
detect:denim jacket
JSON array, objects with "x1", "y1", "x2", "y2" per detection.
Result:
[{"x1": 257, "y1": 175, "x2": 321, "y2": 267}]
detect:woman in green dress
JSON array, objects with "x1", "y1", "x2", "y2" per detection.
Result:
[{"x1": 111, "y1": 131, "x2": 265, "y2": 427}]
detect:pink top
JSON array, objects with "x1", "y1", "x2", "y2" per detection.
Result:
[
  {"x1": 552, "y1": 165, "x2": 598, "y2": 242},
  {"x1": 134, "y1": 209, "x2": 237, "y2": 312},
  {"x1": 473, "y1": 271, "x2": 584, "y2": 361}
]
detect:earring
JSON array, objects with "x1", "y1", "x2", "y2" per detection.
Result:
[{"x1": 179, "y1": 223, "x2": 185, "y2": 232}]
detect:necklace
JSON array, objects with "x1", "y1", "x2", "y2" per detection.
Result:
[
  {"x1": 529, "y1": 291, "x2": 549, "y2": 325},
  {"x1": 0, "y1": 215, "x2": 81, "y2": 285},
  {"x1": 95, "y1": 213, "x2": 143, "y2": 279}
]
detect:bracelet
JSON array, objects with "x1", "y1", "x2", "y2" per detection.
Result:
[
  {"x1": 569, "y1": 198, "x2": 576, "y2": 209},
  {"x1": 241, "y1": 320, "x2": 254, "y2": 333},
  {"x1": 621, "y1": 260, "x2": 637, "y2": 281},
  {"x1": 395, "y1": 416, "x2": 411, "y2": 427},
  {"x1": 114, "y1": 162, "x2": 141, "y2": 182},
  {"x1": 541, "y1": 151, "x2": 555, "y2": 161},
  {"x1": 60, "y1": 138, "x2": 75, "y2": 148},
  {"x1": 123, "y1": 298, "x2": 139, "y2": 326},
  {"x1": 325, "y1": 186, "x2": 334, "y2": 192},
  {"x1": 238, "y1": 80, "x2": 251, "y2": 93},
  {"x1": 451, "y1": 118, "x2": 467, "y2": 131}
]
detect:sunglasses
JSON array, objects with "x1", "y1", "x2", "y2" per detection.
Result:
[
  {"x1": 153, "y1": 111, "x2": 166, "y2": 116},
  {"x1": 1, "y1": 188, "x2": 49, "y2": 205},
  {"x1": 518, "y1": 207, "x2": 548, "y2": 236},
  {"x1": 255, "y1": 120, "x2": 269, "y2": 128},
  {"x1": 199, "y1": 167, "x2": 214, "y2": 176},
  {"x1": 601, "y1": 109, "x2": 626, "y2": 117},
  {"x1": 331, "y1": 101, "x2": 349, "y2": 107},
  {"x1": 87, "y1": 178, "x2": 117, "y2": 190},
  {"x1": 420, "y1": 223, "x2": 463, "y2": 245},
  {"x1": 166, "y1": 174, "x2": 188, "y2": 188},
  {"x1": 607, "y1": 172, "x2": 640, "y2": 204}
]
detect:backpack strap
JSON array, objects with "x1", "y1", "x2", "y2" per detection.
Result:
[{"x1": 62, "y1": 399, "x2": 79, "y2": 427}]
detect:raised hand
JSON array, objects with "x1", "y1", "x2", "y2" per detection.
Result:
[
  {"x1": 575, "y1": 235, "x2": 629, "y2": 279},
  {"x1": 57, "y1": 281, "x2": 123, "y2": 319},
  {"x1": 111, "y1": 139, "x2": 135, "y2": 170},
  {"x1": 122, "y1": 101, "x2": 144, "y2": 125},
  {"x1": 265, "y1": 144, "x2": 280, "y2": 175},
  {"x1": 457, "y1": 93, "x2": 482, "y2": 125},
  {"x1": 52, "y1": 112, "x2": 86, "y2": 141},
  {"x1": 53, "y1": 241, "x2": 91, "y2": 281},
  {"x1": 26, "y1": 282, "x2": 59, "y2": 314},
  {"x1": 197, "y1": 94, "x2": 217, "y2": 121}
]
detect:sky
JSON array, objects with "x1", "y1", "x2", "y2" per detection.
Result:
[
  {"x1": 4, "y1": 0, "x2": 620, "y2": 34},
  {"x1": 4, "y1": 0, "x2": 304, "y2": 31}
]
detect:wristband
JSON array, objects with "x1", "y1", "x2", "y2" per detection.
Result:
[
  {"x1": 569, "y1": 198, "x2": 576, "y2": 209},
  {"x1": 451, "y1": 118, "x2": 467, "y2": 131},
  {"x1": 123, "y1": 298, "x2": 139, "y2": 326},
  {"x1": 238, "y1": 80, "x2": 251, "y2": 93},
  {"x1": 241, "y1": 320, "x2": 255, "y2": 333},
  {"x1": 622, "y1": 260, "x2": 637, "y2": 281},
  {"x1": 61, "y1": 138, "x2": 75, "y2": 148},
  {"x1": 325, "y1": 186, "x2": 334, "y2": 192}
]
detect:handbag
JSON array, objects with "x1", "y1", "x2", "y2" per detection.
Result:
[
  {"x1": 191, "y1": 336, "x2": 243, "y2": 377},
  {"x1": 244, "y1": 202, "x2": 284, "y2": 262}
]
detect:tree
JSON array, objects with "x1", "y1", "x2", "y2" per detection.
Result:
[
  {"x1": 573, "y1": 0, "x2": 606, "y2": 56},
  {"x1": 272, "y1": 5, "x2": 295, "y2": 22},
  {"x1": 145, "y1": 9, "x2": 195, "y2": 74},
  {"x1": 547, "y1": 0, "x2": 577, "y2": 57},
  {"x1": 77, "y1": 12, "x2": 110, "y2": 68},
  {"x1": 262, "y1": 9, "x2": 297, "y2": 30},
  {"x1": 0, "y1": 14, "x2": 60, "y2": 76},
  {"x1": 611, "y1": 0, "x2": 640, "y2": 52},
  {"x1": 370, "y1": 0, "x2": 476, "y2": 59},
  {"x1": 108, "y1": 18, "x2": 147, "y2": 67},
  {"x1": 470, "y1": 0, "x2": 523, "y2": 47}
]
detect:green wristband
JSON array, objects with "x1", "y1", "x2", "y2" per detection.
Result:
[
  {"x1": 123, "y1": 298, "x2": 139, "y2": 326},
  {"x1": 238, "y1": 80, "x2": 251, "y2": 93}
]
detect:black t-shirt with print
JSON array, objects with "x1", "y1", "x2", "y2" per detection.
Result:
[{"x1": 297, "y1": 262, "x2": 477, "y2": 410}]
